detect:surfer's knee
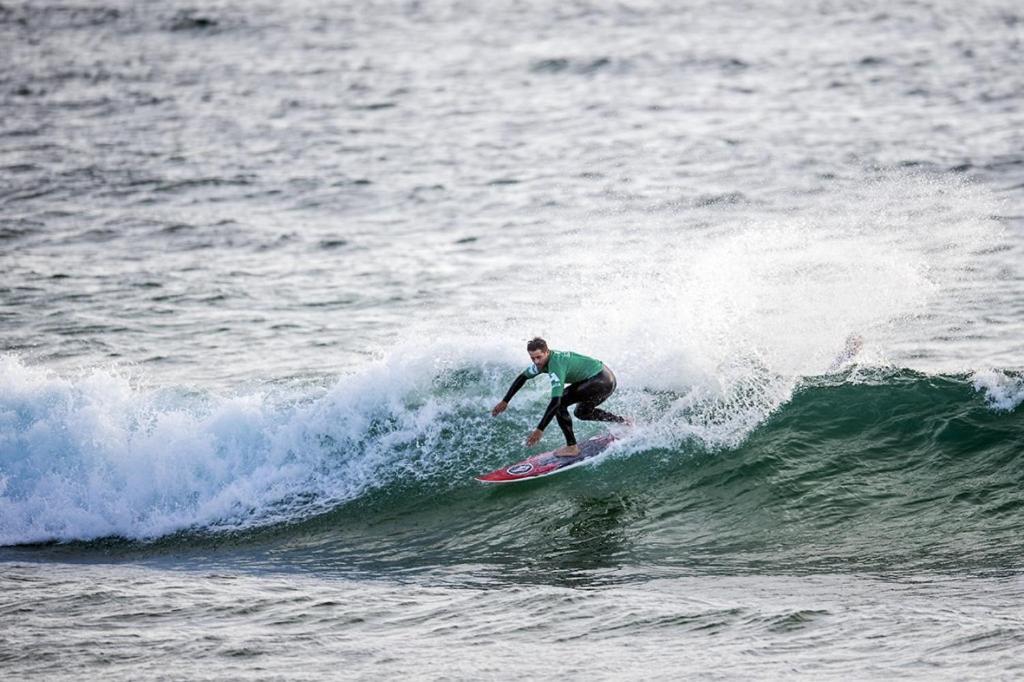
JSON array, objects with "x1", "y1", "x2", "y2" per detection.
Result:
[{"x1": 574, "y1": 404, "x2": 594, "y2": 420}]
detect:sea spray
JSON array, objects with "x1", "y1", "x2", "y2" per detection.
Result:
[{"x1": 432, "y1": 172, "x2": 1005, "y2": 449}]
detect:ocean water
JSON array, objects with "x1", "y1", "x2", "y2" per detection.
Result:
[{"x1": 2, "y1": 0, "x2": 1023, "y2": 679}]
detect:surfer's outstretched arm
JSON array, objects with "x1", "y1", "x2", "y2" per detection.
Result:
[
  {"x1": 502, "y1": 374, "x2": 527, "y2": 403},
  {"x1": 492, "y1": 373, "x2": 528, "y2": 416},
  {"x1": 523, "y1": 397, "x2": 559, "y2": 444},
  {"x1": 531, "y1": 396, "x2": 576, "y2": 449},
  {"x1": 537, "y1": 396, "x2": 561, "y2": 432}
]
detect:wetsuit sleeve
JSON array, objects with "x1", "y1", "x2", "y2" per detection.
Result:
[
  {"x1": 502, "y1": 373, "x2": 529, "y2": 403},
  {"x1": 537, "y1": 396, "x2": 561, "y2": 431}
]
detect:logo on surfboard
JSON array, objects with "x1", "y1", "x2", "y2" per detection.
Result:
[{"x1": 506, "y1": 463, "x2": 534, "y2": 475}]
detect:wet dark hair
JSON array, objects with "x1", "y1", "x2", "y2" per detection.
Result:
[{"x1": 527, "y1": 337, "x2": 548, "y2": 353}]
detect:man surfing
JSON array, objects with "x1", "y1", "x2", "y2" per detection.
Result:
[{"x1": 491, "y1": 337, "x2": 629, "y2": 457}]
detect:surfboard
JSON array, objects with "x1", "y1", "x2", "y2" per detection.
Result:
[{"x1": 475, "y1": 434, "x2": 617, "y2": 484}]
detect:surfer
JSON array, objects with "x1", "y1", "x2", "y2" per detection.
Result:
[{"x1": 491, "y1": 337, "x2": 629, "y2": 457}]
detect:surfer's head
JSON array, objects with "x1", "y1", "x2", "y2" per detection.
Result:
[{"x1": 527, "y1": 337, "x2": 550, "y2": 369}]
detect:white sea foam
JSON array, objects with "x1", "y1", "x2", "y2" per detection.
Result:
[
  {"x1": 971, "y1": 369, "x2": 1024, "y2": 412},
  {"x1": 0, "y1": 344, "x2": 541, "y2": 544},
  {"x1": 0, "y1": 358, "x2": 405, "y2": 543}
]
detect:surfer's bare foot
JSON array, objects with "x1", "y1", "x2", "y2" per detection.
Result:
[{"x1": 555, "y1": 445, "x2": 581, "y2": 457}]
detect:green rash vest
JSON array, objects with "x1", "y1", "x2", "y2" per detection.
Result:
[{"x1": 522, "y1": 350, "x2": 604, "y2": 397}]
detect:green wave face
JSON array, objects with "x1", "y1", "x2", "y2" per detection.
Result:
[{"x1": 242, "y1": 371, "x2": 1024, "y2": 581}]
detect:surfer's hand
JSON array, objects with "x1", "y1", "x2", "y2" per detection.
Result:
[
  {"x1": 526, "y1": 429, "x2": 543, "y2": 446},
  {"x1": 491, "y1": 401, "x2": 508, "y2": 417}
]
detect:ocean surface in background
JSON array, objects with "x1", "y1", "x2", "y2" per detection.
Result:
[{"x1": 2, "y1": 0, "x2": 1023, "y2": 678}]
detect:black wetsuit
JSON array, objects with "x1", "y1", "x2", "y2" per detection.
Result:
[{"x1": 502, "y1": 365, "x2": 626, "y2": 446}]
